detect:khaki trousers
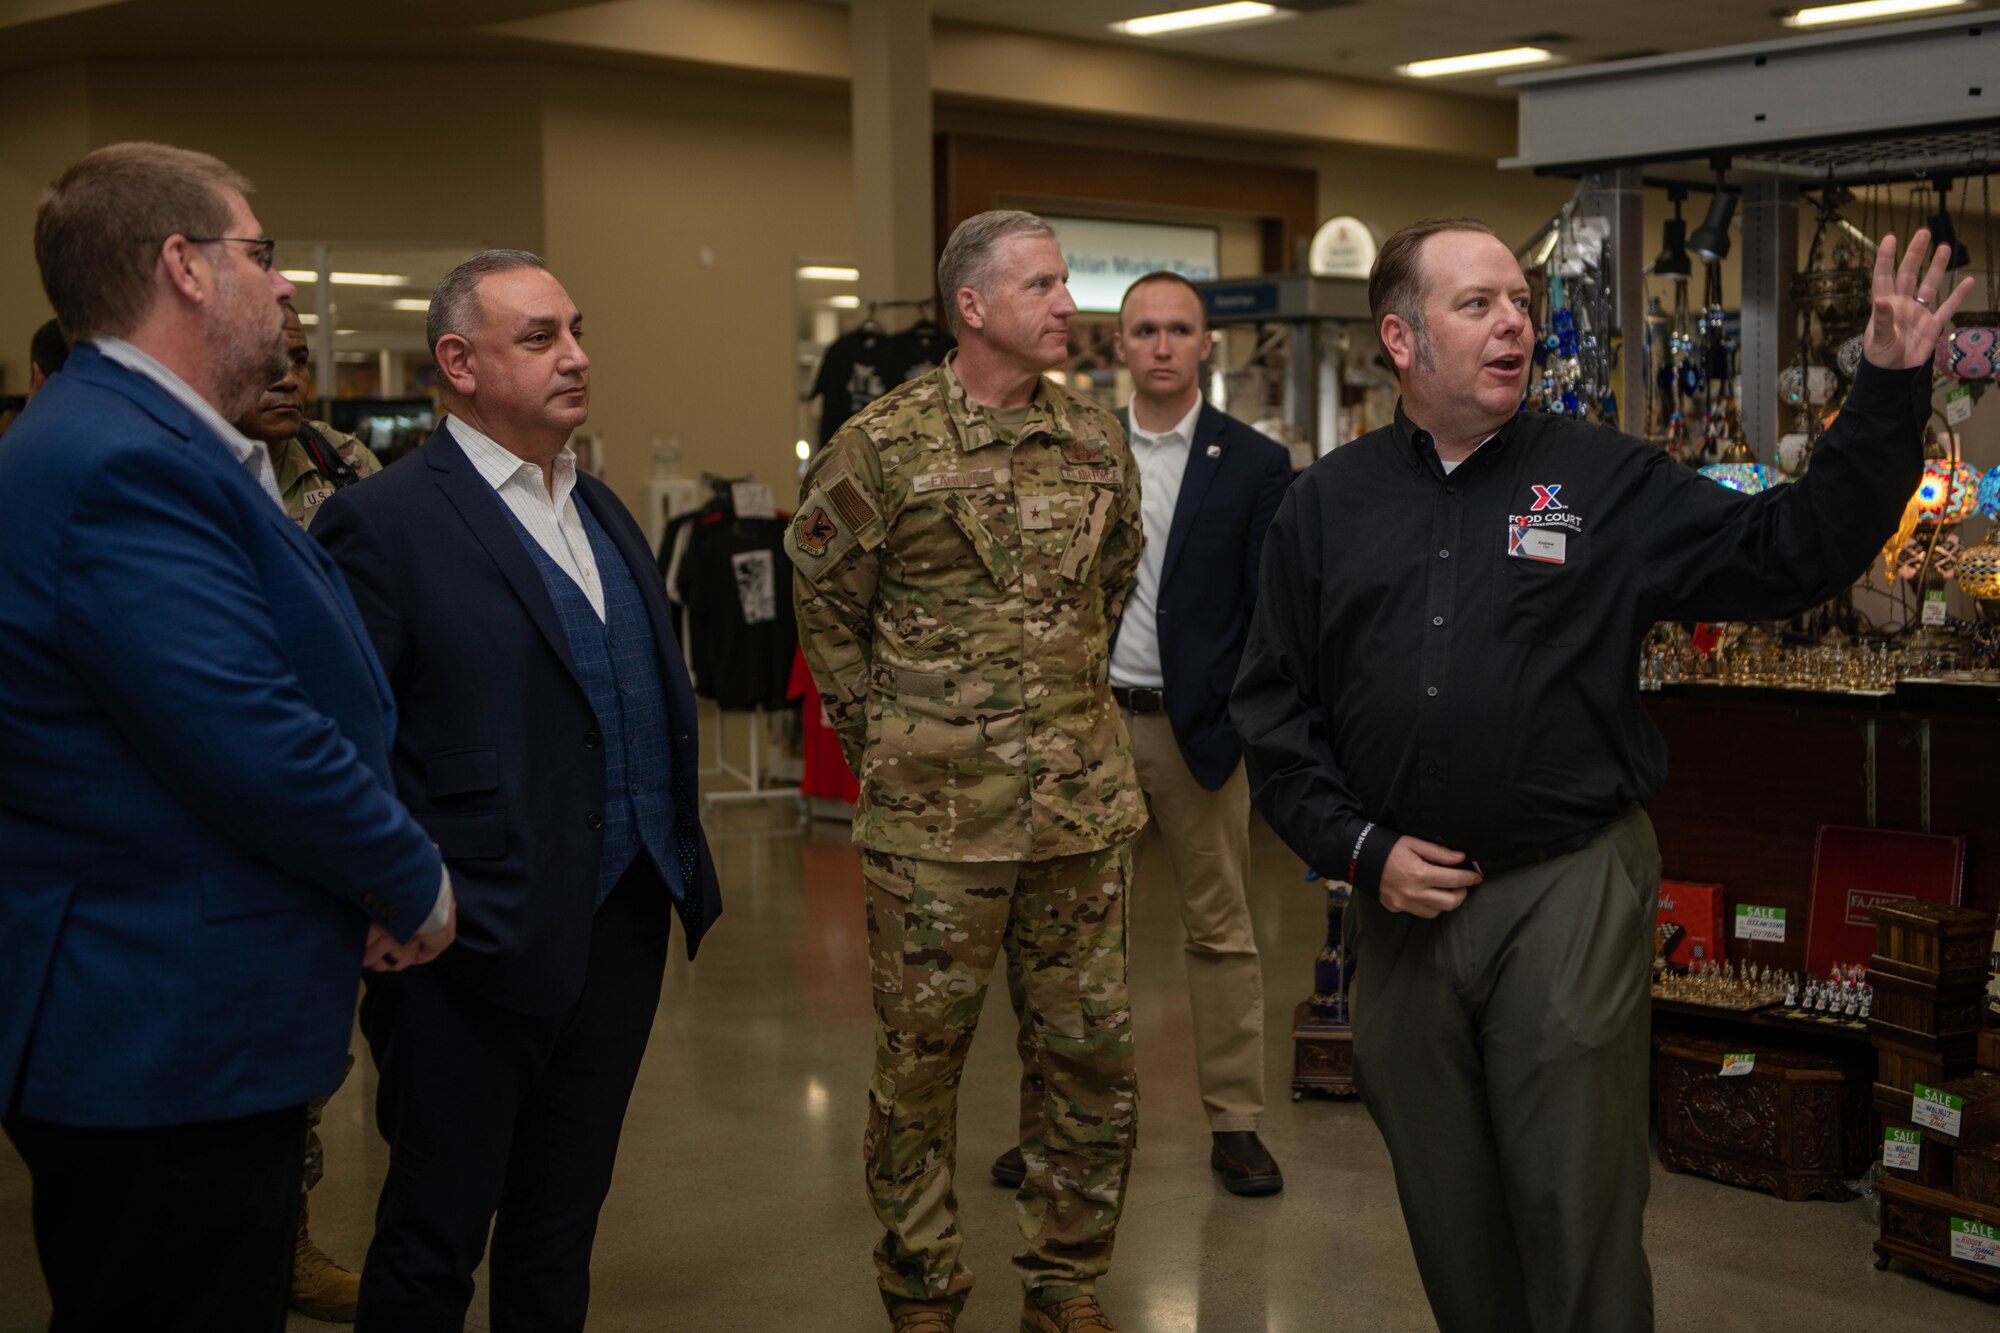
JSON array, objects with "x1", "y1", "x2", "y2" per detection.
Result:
[
  {"x1": 1011, "y1": 708, "x2": 1264, "y2": 1134},
  {"x1": 1348, "y1": 804, "x2": 1660, "y2": 1333}
]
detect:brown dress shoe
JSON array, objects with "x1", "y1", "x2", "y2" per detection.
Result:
[
  {"x1": 991, "y1": 1145, "x2": 1026, "y2": 1188},
  {"x1": 1210, "y1": 1130, "x2": 1284, "y2": 1196},
  {"x1": 1021, "y1": 1294, "x2": 1120, "y2": 1333}
]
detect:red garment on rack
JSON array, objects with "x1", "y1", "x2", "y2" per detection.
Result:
[{"x1": 788, "y1": 648, "x2": 858, "y2": 804}]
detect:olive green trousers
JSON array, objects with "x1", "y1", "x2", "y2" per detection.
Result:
[{"x1": 1348, "y1": 804, "x2": 1660, "y2": 1333}]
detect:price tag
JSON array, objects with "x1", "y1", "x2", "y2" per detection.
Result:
[
  {"x1": 1883, "y1": 1126, "x2": 1922, "y2": 1171},
  {"x1": 1944, "y1": 385, "x2": 1974, "y2": 427},
  {"x1": 1950, "y1": 1218, "x2": 2000, "y2": 1269},
  {"x1": 1734, "y1": 904, "x2": 1786, "y2": 942},
  {"x1": 730, "y1": 481, "x2": 776, "y2": 520},
  {"x1": 1912, "y1": 1083, "x2": 1964, "y2": 1137},
  {"x1": 1721, "y1": 1053, "x2": 1755, "y2": 1077},
  {"x1": 1922, "y1": 588, "x2": 1948, "y2": 626}
]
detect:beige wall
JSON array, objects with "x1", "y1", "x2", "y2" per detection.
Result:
[
  {"x1": 539, "y1": 67, "x2": 856, "y2": 510},
  {"x1": 0, "y1": 60, "x2": 544, "y2": 394},
  {"x1": 2, "y1": 53, "x2": 1579, "y2": 519},
  {"x1": 0, "y1": 65, "x2": 88, "y2": 395}
]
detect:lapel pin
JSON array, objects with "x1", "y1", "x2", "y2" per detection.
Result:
[{"x1": 1206, "y1": 443, "x2": 1222, "y2": 458}]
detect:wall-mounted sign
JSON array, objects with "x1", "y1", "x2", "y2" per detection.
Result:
[
  {"x1": 1046, "y1": 216, "x2": 1220, "y2": 314},
  {"x1": 1309, "y1": 215, "x2": 1379, "y2": 279}
]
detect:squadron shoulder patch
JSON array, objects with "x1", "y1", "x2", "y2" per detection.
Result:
[
  {"x1": 785, "y1": 466, "x2": 885, "y2": 584},
  {"x1": 795, "y1": 505, "x2": 838, "y2": 557}
]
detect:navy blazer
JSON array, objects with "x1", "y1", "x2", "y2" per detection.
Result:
[
  {"x1": 1115, "y1": 402, "x2": 1293, "y2": 791},
  {"x1": 313, "y1": 426, "x2": 719, "y2": 1018},
  {"x1": 0, "y1": 345, "x2": 442, "y2": 1128}
]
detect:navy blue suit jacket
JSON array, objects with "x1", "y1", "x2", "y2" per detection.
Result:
[
  {"x1": 1115, "y1": 402, "x2": 1293, "y2": 791},
  {"x1": 0, "y1": 345, "x2": 442, "y2": 1128},
  {"x1": 313, "y1": 426, "x2": 719, "y2": 1018}
]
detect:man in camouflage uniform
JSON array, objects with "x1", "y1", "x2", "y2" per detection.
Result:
[
  {"x1": 790, "y1": 210, "x2": 1147, "y2": 1333},
  {"x1": 238, "y1": 303, "x2": 382, "y2": 534},
  {"x1": 229, "y1": 300, "x2": 382, "y2": 1322}
]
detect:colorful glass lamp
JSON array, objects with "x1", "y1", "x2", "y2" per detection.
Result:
[
  {"x1": 1912, "y1": 459, "x2": 1981, "y2": 524},
  {"x1": 1699, "y1": 462, "x2": 1770, "y2": 494},
  {"x1": 1978, "y1": 464, "x2": 2000, "y2": 520}
]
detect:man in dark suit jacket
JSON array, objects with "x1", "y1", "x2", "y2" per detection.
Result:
[
  {"x1": 0, "y1": 143, "x2": 451, "y2": 1333},
  {"x1": 313, "y1": 249, "x2": 720, "y2": 1332},
  {"x1": 994, "y1": 270, "x2": 1292, "y2": 1198}
]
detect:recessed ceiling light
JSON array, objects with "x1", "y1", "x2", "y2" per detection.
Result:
[
  {"x1": 1782, "y1": 0, "x2": 1966, "y2": 27},
  {"x1": 390, "y1": 298, "x2": 431, "y2": 312},
  {"x1": 278, "y1": 269, "x2": 409, "y2": 287},
  {"x1": 797, "y1": 265, "x2": 860, "y2": 281},
  {"x1": 1112, "y1": 4, "x2": 1290, "y2": 38},
  {"x1": 1396, "y1": 46, "x2": 1554, "y2": 78}
]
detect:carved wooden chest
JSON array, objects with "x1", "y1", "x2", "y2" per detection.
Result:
[
  {"x1": 1874, "y1": 1176, "x2": 2000, "y2": 1293},
  {"x1": 1871, "y1": 901, "x2": 1994, "y2": 984},
  {"x1": 1957, "y1": 1149, "x2": 2000, "y2": 1209},
  {"x1": 1655, "y1": 1034, "x2": 1870, "y2": 1202}
]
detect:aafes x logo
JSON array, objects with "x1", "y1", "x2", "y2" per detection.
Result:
[{"x1": 1511, "y1": 482, "x2": 1583, "y2": 534}]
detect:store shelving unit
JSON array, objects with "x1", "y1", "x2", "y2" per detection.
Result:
[{"x1": 1500, "y1": 10, "x2": 2000, "y2": 452}]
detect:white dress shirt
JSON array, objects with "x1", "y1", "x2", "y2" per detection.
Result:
[
  {"x1": 1108, "y1": 395, "x2": 1202, "y2": 690},
  {"x1": 93, "y1": 337, "x2": 285, "y2": 509},
  {"x1": 447, "y1": 415, "x2": 605, "y2": 621}
]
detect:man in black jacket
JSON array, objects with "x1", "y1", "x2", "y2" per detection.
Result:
[{"x1": 1232, "y1": 218, "x2": 1968, "y2": 1333}]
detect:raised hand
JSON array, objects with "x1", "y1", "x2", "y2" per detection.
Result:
[{"x1": 1863, "y1": 228, "x2": 1977, "y2": 371}]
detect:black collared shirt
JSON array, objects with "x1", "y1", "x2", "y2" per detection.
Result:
[{"x1": 1232, "y1": 360, "x2": 1930, "y2": 895}]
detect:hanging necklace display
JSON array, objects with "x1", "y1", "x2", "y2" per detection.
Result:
[
  {"x1": 1695, "y1": 261, "x2": 1740, "y2": 464},
  {"x1": 1780, "y1": 186, "x2": 1870, "y2": 477},
  {"x1": 1937, "y1": 167, "x2": 1999, "y2": 382},
  {"x1": 1526, "y1": 180, "x2": 1617, "y2": 425}
]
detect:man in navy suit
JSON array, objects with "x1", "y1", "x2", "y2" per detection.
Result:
[
  {"x1": 996, "y1": 270, "x2": 1293, "y2": 1196},
  {"x1": 313, "y1": 249, "x2": 721, "y2": 1332},
  {"x1": 0, "y1": 142, "x2": 452, "y2": 1333}
]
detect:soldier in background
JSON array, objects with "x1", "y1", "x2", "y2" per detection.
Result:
[
  {"x1": 235, "y1": 303, "x2": 380, "y2": 533},
  {"x1": 789, "y1": 209, "x2": 1146, "y2": 1333},
  {"x1": 228, "y1": 300, "x2": 381, "y2": 1322},
  {"x1": 28, "y1": 317, "x2": 69, "y2": 396}
]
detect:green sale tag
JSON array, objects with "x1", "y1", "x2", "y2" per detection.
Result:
[
  {"x1": 1733, "y1": 904, "x2": 1785, "y2": 942},
  {"x1": 1950, "y1": 1218, "x2": 2000, "y2": 1268},
  {"x1": 1913, "y1": 1083, "x2": 1965, "y2": 1137}
]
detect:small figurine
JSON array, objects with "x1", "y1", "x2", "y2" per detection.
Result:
[{"x1": 1783, "y1": 975, "x2": 1798, "y2": 1008}]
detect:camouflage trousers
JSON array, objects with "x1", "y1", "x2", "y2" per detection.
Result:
[
  {"x1": 301, "y1": 1050, "x2": 356, "y2": 1198},
  {"x1": 861, "y1": 843, "x2": 1137, "y2": 1316}
]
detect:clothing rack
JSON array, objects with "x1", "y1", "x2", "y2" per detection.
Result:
[
  {"x1": 696, "y1": 698, "x2": 806, "y2": 828},
  {"x1": 856, "y1": 296, "x2": 938, "y2": 331}
]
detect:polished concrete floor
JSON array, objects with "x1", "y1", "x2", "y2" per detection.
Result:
[{"x1": 3, "y1": 802, "x2": 1995, "y2": 1332}]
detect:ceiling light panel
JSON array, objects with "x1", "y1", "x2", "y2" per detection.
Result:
[
  {"x1": 1112, "y1": 4, "x2": 1289, "y2": 38},
  {"x1": 1782, "y1": 1, "x2": 1967, "y2": 27},
  {"x1": 1397, "y1": 46, "x2": 1554, "y2": 78}
]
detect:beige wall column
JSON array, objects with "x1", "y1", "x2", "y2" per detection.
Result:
[{"x1": 849, "y1": 0, "x2": 933, "y2": 307}]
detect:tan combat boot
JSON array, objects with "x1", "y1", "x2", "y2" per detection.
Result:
[
  {"x1": 290, "y1": 1196, "x2": 361, "y2": 1322},
  {"x1": 1021, "y1": 1294, "x2": 1120, "y2": 1333},
  {"x1": 888, "y1": 1301, "x2": 956, "y2": 1332}
]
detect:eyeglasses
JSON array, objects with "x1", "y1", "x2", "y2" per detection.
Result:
[{"x1": 184, "y1": 236, "x2": 277, "y2": 272}]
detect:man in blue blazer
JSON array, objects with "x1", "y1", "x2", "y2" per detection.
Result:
[
  {"x1": 994, "y1": 270, "x2": 1293, "y2": 1197},
  {"x1": 0, "y1": 143, "x2": 451, "y2": 1333},
  {"x1": 313, "y1": 250, "x2": 720, "y2": 1332}
]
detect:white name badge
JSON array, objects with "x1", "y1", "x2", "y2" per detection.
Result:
[{"x1": 1509, "y1": 527, "x2": 1568, "y2": 564}]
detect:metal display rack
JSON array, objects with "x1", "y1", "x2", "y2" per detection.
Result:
[{"x1": 1499, "y1": 10, "x2": 2000, "y2": 452}]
